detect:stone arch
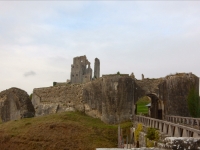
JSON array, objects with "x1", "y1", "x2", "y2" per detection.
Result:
[{"x1": 146, "y1": 93, "x2": 164, "y2": 120}]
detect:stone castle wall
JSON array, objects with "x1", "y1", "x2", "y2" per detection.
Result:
[
  {"x1": 32, "y1": 84, "x2": 85, "y2": 116},
  {"x1": 32, "y1": 73, "x2": 199, "y2": 124},
  {"x1": 83, "y1": 75, "x2": 135, "y2": 124},
  {"x1": 32, "y1": 75, "x2": 136, "y2": 124},
  {"x1": 158, "y1": 73, "x2": 199, "y2": 117}
]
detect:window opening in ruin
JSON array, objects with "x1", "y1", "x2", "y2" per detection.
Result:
[
  {"x1": 76, "y1": 74, "x2": 78, "y2": 76},
  {"x1": 86, "y1": 64, "x2": 88, "y2": 68},
  {"x1": 72, "y1": 75, "x2": 74, "y2": 77}
]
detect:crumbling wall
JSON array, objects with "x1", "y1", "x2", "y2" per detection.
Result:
[
  {"x1": 114, "y1": 76, "x2": 135, "y2": 123},
  {"x1": 83, "y1": 75, "x2": 135, "y2": 124},
  {"x1": 0, "y1": 88, "x2": 35, "y2": 122},
  {"x1": 159, "y1": 73, "x2": 199, "y2": 117},
  {"x1": 135, "y1": 78, "x2": 163, "y2": 98},
  {"x1": 32, "y1": 72, "x2": 199, "y2": 124},
  {"x1": 83, "y1": 78, "x2": 103, "y2": 119},
  {"x1": 32, "y1": 75, "x2": 136, "y2": 124},
  {"x1": 32, "y1": 84, "x2": 84, "y2": 116},
  {"x1": 70, "y1": 55, "x2": 92, "y2": 84}
]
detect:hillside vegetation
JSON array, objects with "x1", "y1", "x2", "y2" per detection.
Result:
[{"x1": 0, "y1": 111, "x2": 132, "y2": 150}]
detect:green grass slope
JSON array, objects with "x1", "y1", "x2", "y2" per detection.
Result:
[
  {"x1": 0, "y1": 111, "x2": 132, "y2": 150},
  {"x1": 136, "y1": 96, "x2": 150, "y2": 115}
]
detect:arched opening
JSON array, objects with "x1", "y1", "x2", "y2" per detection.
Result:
[
  {"x1": 146, "y1": 93, "x2": 164, "y2": 120},
  {"x1": 135, "y1": 96, "x2": 150, "y2": 116}
]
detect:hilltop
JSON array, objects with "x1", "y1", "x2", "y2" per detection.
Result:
[{"x1": 0, "y1": 111, "x2": 132, "y2": 150}]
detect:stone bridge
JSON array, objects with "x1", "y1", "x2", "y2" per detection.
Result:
[
  {"x1": 134, "y1": 115, "x2": 200, "y2": 137},
  {"x1": 165, "y1": 115, "x2": 200, "y2": 130}
]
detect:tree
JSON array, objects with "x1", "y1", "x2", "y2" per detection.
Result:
[
  {"x1": 117, "y1": 71, "x2": 120, "y2": 75},
  {"x1": 187, "y1": 88, "x2": 200, "y2": 118},
  {"x1": 30, "y1": 93, "x2": 33, "y2": 100}
]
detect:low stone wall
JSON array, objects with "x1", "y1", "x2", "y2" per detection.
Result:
[{"x1": 96, "y1": 148, "x2": 161, "y2": 150}]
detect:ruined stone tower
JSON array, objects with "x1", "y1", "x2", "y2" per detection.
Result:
[
  {"x1": 94, "y1": 58, "x2": 100, "y2": 78},
  {"x1": 70, "y1": 55, "x2": 92, "y2": 83}
]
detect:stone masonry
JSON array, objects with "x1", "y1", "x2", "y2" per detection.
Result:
[
  {"x1": 32, "y1": 72, "x2": 199, "y2": 124},
  {"x1": 70, "y1": 55, "x2": 93, "y2": 83},
  {"x1": 70, "y1": 55, "x2": 101, "y2": 84},
  {"x1": 158, "y1": 73, "x2": 199, "y2": 117},
  {"x1": 94, "y1": 58, "x2": 100, "y2": 78},
  {"x1": 32, "y1": 84, "x2": 84, "y2": 116},
  {"x1": 0, "y1": 87, "x2": 35, "y2": 122}
]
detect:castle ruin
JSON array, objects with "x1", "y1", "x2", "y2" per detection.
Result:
[
  {"x1": 70, "y1": 55, "x2": 100, "y2": 84},
  {"x1": 31, "y1": 55, "x2": 199, "y2": 124}
]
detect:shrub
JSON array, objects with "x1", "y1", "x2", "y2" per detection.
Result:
[
  {"x1": 187, "y1": 88, "x2": 200, "y2": 117},
  {"x1": 146, "y1": 127, "x2": 159, "y2": 141},
  {"x1": 146, "y1": 138, "x2": 154, "y2": 147},
  {"x1": 134, "y1": 123, "x2": 143, "y2": 142}
]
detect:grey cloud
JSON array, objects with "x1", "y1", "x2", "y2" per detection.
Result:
[{"x1": 24, "y1": 71, "x2": 36, "y2": 77}]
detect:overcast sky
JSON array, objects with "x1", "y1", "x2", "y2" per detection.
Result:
[{"x1": 0, "y1": 1, "x2": 200, "y2": 94}]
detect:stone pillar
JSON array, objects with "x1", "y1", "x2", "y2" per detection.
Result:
[
  {"x1": 142, "y1": 74, "x2": 144, "y2": 80},
  {"x1": 94, "y1": 58, "x2": 100, "y2": 78}
]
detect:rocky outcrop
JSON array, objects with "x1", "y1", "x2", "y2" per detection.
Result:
[{"x1": 0, "y1": 87, "x2": 35, "y2": 122}]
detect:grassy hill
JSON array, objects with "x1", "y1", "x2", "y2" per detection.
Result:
[{"x1": 0, "y1": 111, "x2": 132, "y2": 150}]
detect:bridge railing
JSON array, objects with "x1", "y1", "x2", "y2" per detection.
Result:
[
  {"x1": 165, "y1": 115, "x2": 200, "y2": 129},
  {"x1": 134, "y1": 115, "x2": 200, "y2": 137}
]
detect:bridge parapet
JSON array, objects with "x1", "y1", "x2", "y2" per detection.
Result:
[
  {"x1": 135, "y1": 115, "x2": 200, "y2": 137},
  {"x1": 165, "y1": 115, "x2": 200, "y2": 130}
]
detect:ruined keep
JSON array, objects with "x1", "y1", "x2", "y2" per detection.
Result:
[
  {"x1": 94, "y1": 58, "x2": 100, "y2": 78},
  {"x1": 0, "y1": 88, "x2": 35, "y2": 122},
  {"x1": 70, "y1": 55, "x2": 92, "y2": 83}
]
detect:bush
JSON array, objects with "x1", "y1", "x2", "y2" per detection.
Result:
[
  {"x1": 134, "y1": 123, "x2": 143, "y2": 142},
  {"x1": 146, "y1": 138, "x2": 154, "y2": 147},
  {"x1": 187, "y1": 88, "x2": 200, "y2": 117},
  {"x1": 30, "y1": 94, "x2": 32, "y2": 100},
  {"x1": 146, "y1": 127, "x2": 159, "y2": 141}
]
